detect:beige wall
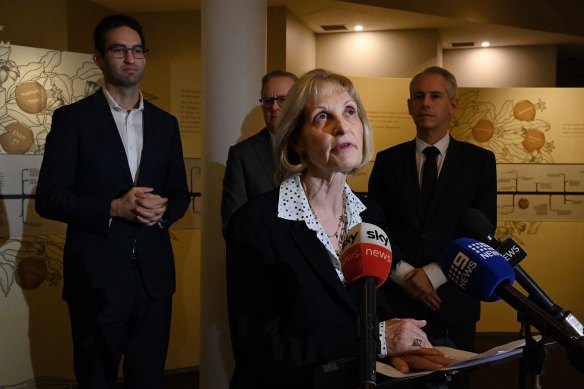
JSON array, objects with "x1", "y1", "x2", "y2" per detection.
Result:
[
  {"x1": 267, "y1": 7, "x2": 315, "y2": 76},
  {"x1": 134, "y1": 11, "x2": 201, "y2": 113},
  {"x1": 0, "y1": 0, "x2": 109, "y2": 52},
  {"x1": 267, "y1": 7, "x2": 287, "y2": 71},
  {"x1": 444, "y1": 45, "x2": 558, "y2": 87},
  {"x1": 285, "y1": 9, "x2": 316, "y2": 75},
  {"x1": 316, "y1": 29, "x2": 439, "y2": 78},
  {"x1": 315, "y1": 30, "x2": 559, "y2": 88},
  {"x1": 1, "y1": 0, "x2": 69, "y2": 50},
  {"x1": 66, "y1": 1, "x2": 112, "y2": 53}
]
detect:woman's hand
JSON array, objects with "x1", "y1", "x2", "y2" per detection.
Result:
[
  {"x1": 384, "y1": 318, "x2": 433, "y2": 354},
  {"x1": 388, "y1": 348, "x2": 455, "y2": 374},
  {"x1": 382, "y1": 318, "x2": 454, "y2": 373}
]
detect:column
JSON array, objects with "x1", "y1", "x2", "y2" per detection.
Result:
[{"x1": 200, "y1": 1, "x2": 266, "y2": 388}]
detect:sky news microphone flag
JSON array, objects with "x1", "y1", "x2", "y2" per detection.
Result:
[{"x1": 339, "y1": 222, "x2": 392, "y2": 288}]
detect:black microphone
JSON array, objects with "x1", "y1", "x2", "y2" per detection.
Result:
[
  {"x1": 438, "y1": 238, "x2": 584, "y2": 374},
  {"x1": 457, "y1": 208, "x2": 584, "y2": 338},
  {"x1": 340, "y1": 223, "x2": 393, "y2": 388}
]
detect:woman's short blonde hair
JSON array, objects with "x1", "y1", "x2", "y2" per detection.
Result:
[{"x1": 275, "y1": 68, "x2": 373, "y2": 182}]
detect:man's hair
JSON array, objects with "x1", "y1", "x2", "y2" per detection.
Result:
[
  {"x1": 94, "y1": 14, "x2": 145, "y2": 54},
  {"x1": 274, "y1": 68, "x2": 373, "y2": 182},
  {"x1": 410, "y1": 66, "x2": 458, "y2": 99},
  {"x1": 261, "y1": 70, "x2": 298, "y2": 89}
]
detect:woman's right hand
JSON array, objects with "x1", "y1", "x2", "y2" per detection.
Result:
[{"x1": 388, "y1": 348, "x2": 455, "y2": 374}]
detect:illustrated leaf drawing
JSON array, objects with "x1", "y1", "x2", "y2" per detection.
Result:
[{"x1": 40, "y1": 50, "x2": 63, "y2": 73}]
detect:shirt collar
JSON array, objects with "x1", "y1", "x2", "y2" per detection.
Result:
[
  {"x1": 268, "y1": 128, "x2": 278, "y2": 150},
  {"x1": 102, "y1": 88, "x2": 144, "y2": 112},
  {"x1": 415, "y1": 132, "x2": 450, "y2": 156},
  {"x1": 277, "y1": 175, "x2": 366, "y2": 253}
]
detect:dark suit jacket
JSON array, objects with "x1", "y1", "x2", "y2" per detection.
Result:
[
  {"x1": 221, "y1": 127, "x2": 277, "y2": 236},
  {"x1": 35, "y1": 90, "x2": 189, "y2": 303},
  {"x1": 368, "y1": 137, "x2": 497, "y2": 325},
  {"x1": 226, "y1": 189, "x2": 395, "y2": 388}
]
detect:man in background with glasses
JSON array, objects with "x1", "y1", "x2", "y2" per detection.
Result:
[
  {"x1": 221, "y1": 70, "x2": 297, "y2": 236},
  {"x1": 36, "y1": 14, "x2": 189, "y2": 388}
]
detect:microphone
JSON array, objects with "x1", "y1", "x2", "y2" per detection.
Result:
[
  {"x1": 457, "y1": 208, "x2": 584, "y2": 338},
  {"x1": 438, "y1": 237, "x2": 516, "y2": 302},
  {"x1": 439, "y1": 238, "x2": 584, "y2": 374},
  {"x1": 340, "y1": 222, "x2": 392, "y2": 388}
]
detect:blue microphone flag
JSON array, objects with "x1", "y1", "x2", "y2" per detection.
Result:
[{"x1": 439, "y1": 238, "x2": 516, "y2": 302}]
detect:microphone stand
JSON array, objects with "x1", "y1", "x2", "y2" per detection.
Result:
[
  {"x1": 518, "y1": 315, "x2": 547, "y2": 389},
  {"x1": 358, "y1": 277, "x2": 378, "y2": 388}
]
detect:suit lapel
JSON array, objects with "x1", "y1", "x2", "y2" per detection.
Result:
[
  {"x1": 138, "y1": 103, "x2": 154, "y2": 185},
  {"x1": 252, "y1": 128, "x2": 276, "y2": 185},
  {"x1": 91, "y1": 91, "x2": 134, "y2": 186},
  {"x1": 403, "y1": 141, "x2": 425, "y2": 221},
  {"x1": 289, "y1": 221, "x2": 357, "y2": 314}
]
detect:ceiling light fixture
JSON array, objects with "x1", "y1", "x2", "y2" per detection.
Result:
[
  {"x1": 481, "y1": 41, "x2": 490, "y2": 47},
  {"x1": 354, "y1": 25, "x2": 364, "y2": 31}
]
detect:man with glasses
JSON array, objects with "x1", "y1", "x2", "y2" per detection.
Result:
[
  {"x1": 35, "y1": 14, "x2": 189, "y2": 388},
  {"x1": 221, "y1": 70, "x2": 297, "y2": 236}
]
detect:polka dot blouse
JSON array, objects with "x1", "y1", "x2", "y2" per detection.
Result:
[{"x1": 277, "y1": 175, "x2": 366, "y2": 283}]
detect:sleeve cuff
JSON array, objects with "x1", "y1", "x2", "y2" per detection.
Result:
[
  {"x1": 422, "y1": 262, "x2": 448, "y2": 290},
  {"x1": 157, "y1": 217, "x2": 168, "y2": 229},
  {"x1": 389, "y1": 260, "x2": 415, "y2": 286},
  {"x1": 157, "y1": 209, "x2": 170, "y2": 229}
]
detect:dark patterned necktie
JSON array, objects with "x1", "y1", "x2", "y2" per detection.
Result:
[{"x1": 421, "y1": 146, "x2": 439, "y2": 213}]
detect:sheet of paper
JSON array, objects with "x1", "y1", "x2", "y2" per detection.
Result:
[{"x1": 377, "y1": 336, "x2": 541, "y2": 378}]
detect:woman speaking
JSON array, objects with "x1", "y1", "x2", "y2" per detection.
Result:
[{"x1": 226, "y1": 69, "x2": 450, "y2": 388}]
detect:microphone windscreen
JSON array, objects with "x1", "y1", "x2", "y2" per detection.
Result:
[
  {"x1": 456, "y1": 208, "x2": 495, "y2": 242},
  {"x1": 439, "y1": 238, "x2": 515, "y2": 302},
  {"x1": 339, "y1": 222, "x2": 392, "y2": 288}
]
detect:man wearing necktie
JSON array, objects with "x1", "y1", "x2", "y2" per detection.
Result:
[
  {"x1": 368, "y1": 67, "x2": 497, "y2": 366},
  {"x1": 420, "y1": 145, "x2": 440, "y2": 213}
]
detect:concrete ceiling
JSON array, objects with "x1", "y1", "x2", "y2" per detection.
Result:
[{"x1": 90, "y1": 0, "x2": 584, "y2": 49}]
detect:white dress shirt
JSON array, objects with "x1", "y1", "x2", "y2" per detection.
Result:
[
  {"x1": 102, "y1": 88, "x2": 144, "y2": 184},
  {"x1": 390, "y1": 134, "x2": 449, "y2": 290}
]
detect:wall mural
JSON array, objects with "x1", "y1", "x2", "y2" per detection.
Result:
[
  {"x1": 451, "y1": 92, "x2": 552, "y2": 163},
  {"x1": 0, "y1": 44, "x2": 103, "y2": 386},
  {"x1": 449, "y1": 88, "x2": 584, "y2": 238},
  {"x1": 0, "y1": 45, "x2": 102, "y2": 302},
  {"x1": 0, "y1": 46, "x2": 102, "y2": 154}
]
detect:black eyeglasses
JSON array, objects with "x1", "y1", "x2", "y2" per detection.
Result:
[
  {"x1": 107, "y1": 45, "x2": 149, "y2": 59},
  {"x1": 259, "y1": 96, "x2": 286, "y2": 108}
]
